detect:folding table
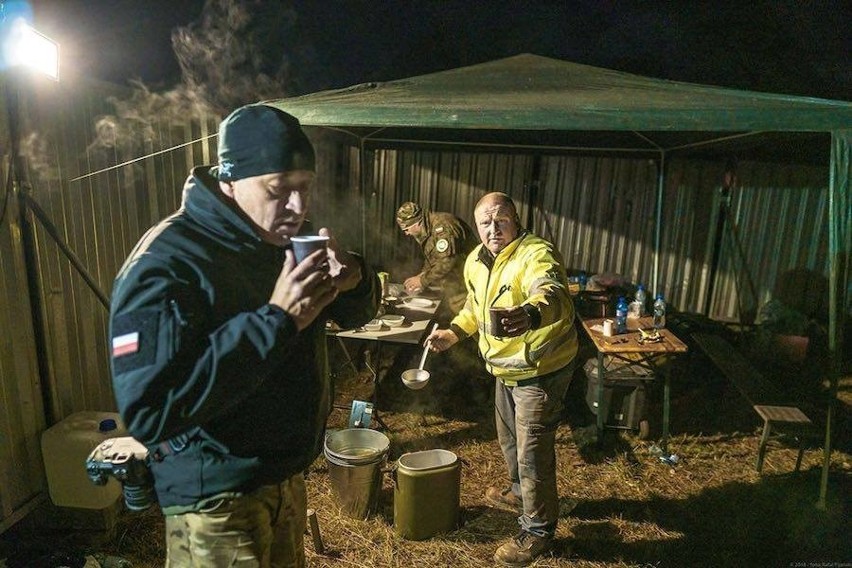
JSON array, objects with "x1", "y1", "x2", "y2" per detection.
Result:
[
  {"x1": 328, "y1": 295, "x2": 440, "y2": 429},
  {"x1": 581, "y1": 316, "x2": 688, "y2": 453}
]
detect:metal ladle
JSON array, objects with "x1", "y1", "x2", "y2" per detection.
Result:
[{"x1": 401, "y1": 323, "x2": 439, "y2": 390}]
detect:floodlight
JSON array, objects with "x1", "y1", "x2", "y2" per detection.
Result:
[{"x1": 3, "y1": 17, "x2": 58, "y2": 80}]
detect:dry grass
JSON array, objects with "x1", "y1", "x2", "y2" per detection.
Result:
[{"x1": 3, "y1": 341, "x2": 850, "y2": 568}]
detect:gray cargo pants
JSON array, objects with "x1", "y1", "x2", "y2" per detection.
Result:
[{"x1": 494, "y1": 361, "x2": 575, "y2": 537}]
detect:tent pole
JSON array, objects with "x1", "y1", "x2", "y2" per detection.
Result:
[
  {"x1": 704, "y1": 162, "x2": 737, "y2": 315},
  {"x1": 5, "y1": 71, "x2": 57, "y2": 425},
  {"x1": 652, "y1": 152, "x2": 666, "y2": 297},
  {"x1": 819, "y1": 130, "x2": 850, "y2": 509},
  {"x1": 359, "y1": 138, "x2": 367, "y2": 254},
  {"x1": 527, "y1": 154, "x2": 542, "y2": 230}
]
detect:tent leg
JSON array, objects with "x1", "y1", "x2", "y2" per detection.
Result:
[{"x1": 652, "y1": 153, "x2": 665, "y2": 297}]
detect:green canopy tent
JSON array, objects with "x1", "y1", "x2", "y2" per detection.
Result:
[{"x1": 267, "y1": 54, "x2": 851, "y2": 506}]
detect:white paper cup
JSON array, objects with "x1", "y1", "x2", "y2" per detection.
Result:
[
  {"x1": 291, "y1": 235, "x2": 329, "y2": 263},
  {"x1": 602, "y1": 319, "x2": 614, "y2": 337}
]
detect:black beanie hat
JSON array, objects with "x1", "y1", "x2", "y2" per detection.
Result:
[{"x1": 214, "y1": 104, "x2": 315, "y2": 181}]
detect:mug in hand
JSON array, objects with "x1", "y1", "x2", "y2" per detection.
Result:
[
  {"x1": 291, "y1": 235, "x2": 329, "y2": 264},
  {"x1": 489, "y1": 307, "x2": 510, "y2": 337}
]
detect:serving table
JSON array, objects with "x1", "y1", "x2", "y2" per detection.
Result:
[{"x1": 327, "y1": 290, "x2": 440, "y2": 429}]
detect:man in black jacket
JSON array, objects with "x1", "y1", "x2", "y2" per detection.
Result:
[{"x1": 109, "y1": 104, "x2": 378, "y2": 567}]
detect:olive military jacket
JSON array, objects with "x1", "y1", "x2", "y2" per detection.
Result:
[
  {"x1": 109, "y1": 167, "x2": 379, "y2": 512},
  {"x1": 417, "y1": 211, "x2": 478, "y2": 314}
]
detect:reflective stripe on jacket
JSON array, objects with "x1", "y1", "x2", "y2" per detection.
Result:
[{"x1": 452, "y1": 232, "x2": 578, "y2": 384}]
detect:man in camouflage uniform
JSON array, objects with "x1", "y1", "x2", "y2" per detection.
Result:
[{"x1": 396, "y1": 202, "x2": 478, "y2": 320}]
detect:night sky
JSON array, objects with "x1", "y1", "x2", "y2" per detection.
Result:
[{"x1": 25, "y1": 0, "x2": 852, "y2": 101}]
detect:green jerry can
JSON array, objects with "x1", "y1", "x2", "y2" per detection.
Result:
[{"x1": 393, "y1": 449, "x2": 461, "y2": 540}]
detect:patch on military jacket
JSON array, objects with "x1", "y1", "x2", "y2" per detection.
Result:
[
  {"x1": 435, "y1": 226, "x2": 444, "y2": 233},
  {"x1": 112, "y1": 308, "x2": 160, "y2": 374},
  {"x1": 435, "y1": 238, "x2": 449, "y2": 253}
]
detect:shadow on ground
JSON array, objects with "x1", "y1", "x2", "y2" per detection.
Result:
[{"x1": 570, "y1": 469, "x2": 851, "y2": 567}]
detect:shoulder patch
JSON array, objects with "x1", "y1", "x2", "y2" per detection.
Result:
[
  {"x1": 111, "y1": 308, "x2": 161, "y2": 374},
  {"x1": 436, "y1": 238, "x2": 449, "y2": 253}
]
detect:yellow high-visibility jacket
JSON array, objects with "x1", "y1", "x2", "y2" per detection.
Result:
[{"x1": 451, "y1": 232, "x2": 578, "y2": 385}]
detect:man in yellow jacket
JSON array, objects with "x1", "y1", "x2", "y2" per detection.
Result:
[{"x1": 426, "y1": 192, "x2": 578, "y2": 567}]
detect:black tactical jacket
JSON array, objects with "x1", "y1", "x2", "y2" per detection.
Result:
[{"x1": 109, "y1": 167, "x2": 378, "y2": 512}]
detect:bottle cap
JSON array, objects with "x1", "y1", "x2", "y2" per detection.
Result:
[{"x1": 99, "y1": 418, "x2": 117, "y2": 432}]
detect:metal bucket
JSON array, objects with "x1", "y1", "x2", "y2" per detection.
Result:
[
  {"x1": 393, "y1": 449, "x2": 460, "y2": 540},
  {"x1": 324, "y1": 428, "x2": 390, "y2": 519}
]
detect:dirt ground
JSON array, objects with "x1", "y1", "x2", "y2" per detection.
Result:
[{"x1": 2, "y1": 332, "x2": 850, "y2": 568}]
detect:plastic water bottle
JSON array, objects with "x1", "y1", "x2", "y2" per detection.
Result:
[
  {"x1": 653, "y1": 294, "x2": 666, "y2": 329},
  {"x1": 635, "y1": 284, "x2": 647, "y2": 316},
  {"x1": 615, "y1": 296, "x2": 628, "y2": 334},
  {"x1": 578, "y1": 271, "x2": 587, "y2": 291}
]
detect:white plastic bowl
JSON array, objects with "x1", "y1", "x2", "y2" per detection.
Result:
[
  {"x1": 401, "y1": 369, "x2": 430, "y2": 390},
  {"x1": 382, "y1": 314, "x2": 405, "y2": 327},
  {"x1": 363, "y1": 319, "x2": 384, "y2": 332}
]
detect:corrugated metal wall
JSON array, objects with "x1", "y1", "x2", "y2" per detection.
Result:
[
  {"x1": 0, "y1": 167, "x2": 46, "y2": 531},
  {"x1": 365, "y1": 148, "x2": 829, "y2": 320},
  {"x1": 701, "y1": 162, "x2": 830, "y2": 321},
  {"x1": 300, "y1": 129, "x2": 364, "y2": 257}
]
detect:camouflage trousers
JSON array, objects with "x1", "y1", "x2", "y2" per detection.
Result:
[{"x1": 165, "y1": 473, "x2": 307, "y2": 567}]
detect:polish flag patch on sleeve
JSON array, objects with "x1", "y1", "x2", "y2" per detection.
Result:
[
  {"x1": 111, "y1": 308, "x2": 159, "y2": 373},
  {"x1": 112, "y1": 332, "x2": 140, "y2": 357}
]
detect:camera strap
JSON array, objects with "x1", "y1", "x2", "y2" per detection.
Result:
[{"x1": 150, "y1": 426, "x2": 201, "y2": 462}]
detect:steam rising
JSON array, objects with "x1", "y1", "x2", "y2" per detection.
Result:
[
  {"x1": 172, "y1": 0, "x2": 319, "y2": 115},
  {"x1": 80, "y1": 0, "x2": 316, "y2": 176}
]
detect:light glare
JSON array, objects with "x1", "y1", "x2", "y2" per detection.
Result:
[{"x1": 4, "y1": 18, "x2": 59, "y2": 80}]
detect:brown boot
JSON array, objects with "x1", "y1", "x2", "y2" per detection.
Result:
[
  {"x1": 493, "y1": 531, "x2": 554, "y2": 567},
  {"x1": 485, "y1": 486, "x2": 522, "y2": 513}
]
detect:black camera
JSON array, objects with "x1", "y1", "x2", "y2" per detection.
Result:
[{"x1": 86, "y1": 436, "x2": 156, "y2": 511}]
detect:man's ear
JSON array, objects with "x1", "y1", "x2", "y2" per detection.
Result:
[{"x1": 219, "y1": 180, "x2": 235, "y2": 198}]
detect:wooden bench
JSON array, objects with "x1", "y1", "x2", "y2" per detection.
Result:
[{"x1": 692, "y1": 332, "x2": 816, "y2": 473}]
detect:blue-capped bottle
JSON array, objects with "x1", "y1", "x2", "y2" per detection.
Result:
[
  {"x1": 615, "y1": 296, "x2": 628, "y2": 334},
  {"x1": 653, "y1": 293, "x2": 666, "y2": 330}
]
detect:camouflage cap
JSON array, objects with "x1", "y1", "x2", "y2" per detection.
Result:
[{"x1": 396, "y1": 202, "x2": 424, "y2": 228}]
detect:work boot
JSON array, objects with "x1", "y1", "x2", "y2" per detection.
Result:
[
  {"x1": 494, "y1": 531, "x2": 553, "y2": 567},
  {"x1": 485, "y1": 486, "x2": 522, "y2": 513}
]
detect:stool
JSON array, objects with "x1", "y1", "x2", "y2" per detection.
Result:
[{"x1": 753, "y1": 405, "x2": 813, "y2": 473}]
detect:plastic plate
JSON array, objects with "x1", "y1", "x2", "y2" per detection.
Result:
[{"x1": 403, "y1": 297, "x2": 434, "y2": 308}]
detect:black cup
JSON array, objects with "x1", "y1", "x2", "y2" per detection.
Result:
[{"x1": 489, "y1": 307, "x2": 509, "y2": 337}]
